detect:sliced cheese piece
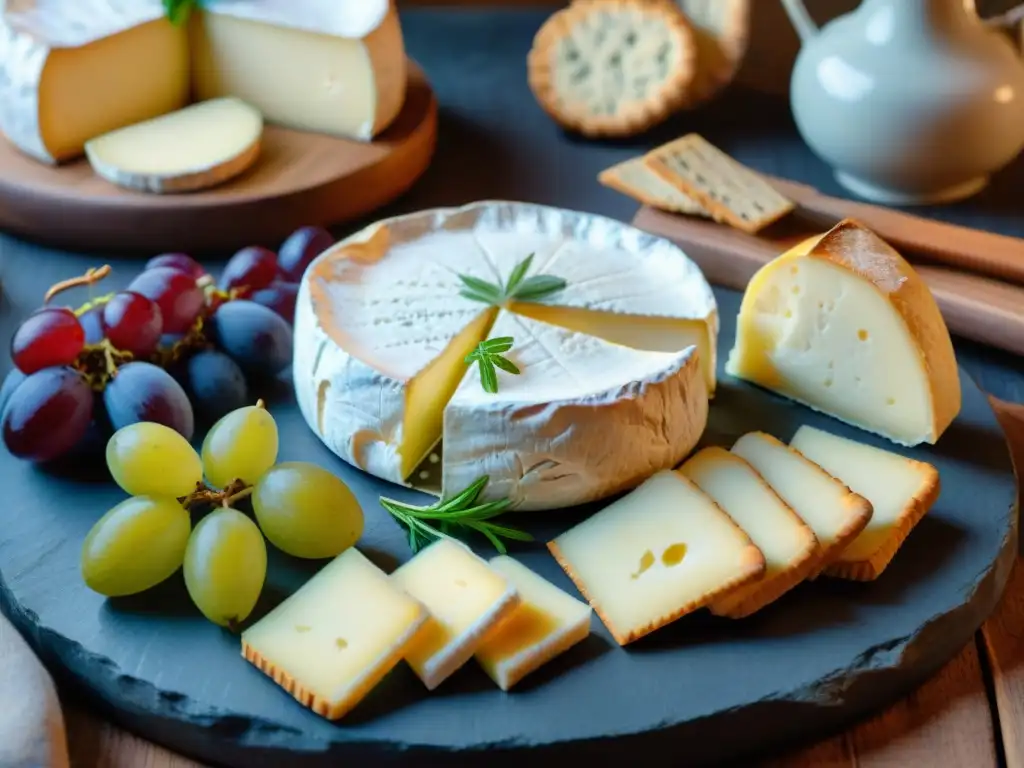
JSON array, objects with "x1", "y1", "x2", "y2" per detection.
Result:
[
  {"x1": 241, "y1": 548, "x2": 427, "y2": 720},
  {"x1": 726, "y1": 219, "x2": 961, "y2": 446},
  {"x1": 474, "y1": 556, "x2": 592, "y2": 691},
  {"x1": 191, "y1": 0, "x2": 406, "y2": 141},
  {"x1": 84, "y1": 97, "x2": 262, "y2": 193},
  {"x1": 548, "y1": 470, "x2": 765, "y2": 645},
  {"x1": 0, "y1": 4, "x2": 190, "y2": 164},
  {"x1": 790, "y1": 425, "x2": 940, "y2": 581},
  {"x1": 731, "y1": 431, "x2": 873, "y2": 576},
  {"x1": 296, "y1": 202, "x2": 716, "y2": 511},
  {"x1": 678, "y1": 447, "x2": 818, "y2": 618},
  {"x1": 445, "y1": 310, "x2": 707, "y2": 511},
  {"x1": 391, "y1": 539, "x2": 520, "y2": 690}
]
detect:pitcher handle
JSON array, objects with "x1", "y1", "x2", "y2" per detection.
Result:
[{"x1": 780, "y1": 0, "x2": 819, "y2": 44}]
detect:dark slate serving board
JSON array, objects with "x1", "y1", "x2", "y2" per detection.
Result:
[{"x1": 0, "y1": 288, "x2": 1017, "y2": 768}]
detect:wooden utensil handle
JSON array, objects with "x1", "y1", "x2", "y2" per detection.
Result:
[
  {"x1": 767, "y1": 176, "x2": 1024, "y2": 286},
  {"x1": 633, "y1": 206, "x2": 1024, "y2": 357}
]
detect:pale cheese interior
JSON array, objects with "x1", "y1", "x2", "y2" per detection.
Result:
[
  {"x1": 39, "y1": 19, "x2": 190, "y2": 161},
  {"x1": 790, "y1": 425, "x2": 936, "y2": 562},
  {"x1": 241, "y1": 549, "x2": 425, "y2": 711},
  {"x1": 475, "y1": 556, "x2": 591, "y2": 690},
  {"x1": 731, "y1": 431, "x2": 871, "y2": 554},
  {"x1": 391, "y1": 540, "x2": 518, "y2": 688},
  {"x1": 550, "y1": 471, "x2": 760, "y2": 641}
]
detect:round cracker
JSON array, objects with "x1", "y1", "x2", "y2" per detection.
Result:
[{"x1": 673, "y1": 0, "x2": 751, "y2": 108}]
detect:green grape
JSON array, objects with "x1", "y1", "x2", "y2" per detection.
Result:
[
  {"x1": 81, "y1": 496, "x2": 191, "y2": 597},
  {"x1": 253, "y1": 462, "x2": 364, "y2": 559},
  {"x1": 183, "y1": 507, "x2": 267, "y2": 627},
  {"x1": 201, "y1": 404, "x2": 278, "y2": 489},
  {"x1": 106, "y1": 423, "x2": 203, "y2": 498}
]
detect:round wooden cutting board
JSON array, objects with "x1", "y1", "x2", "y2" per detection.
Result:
[
  {"x1": 0, "y1": 63, "x2": 438, "y2": 256},
  {"x1": 0, "y1": 289, "x2": 1016, "y2": 768}
]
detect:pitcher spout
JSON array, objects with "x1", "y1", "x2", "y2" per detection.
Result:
[{"x1": 780, "y1": 0, "x2": 819, "y2": 44}]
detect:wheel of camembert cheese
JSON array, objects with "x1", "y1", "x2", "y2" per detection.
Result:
[{"x1": 294, "y1": 201, "x2": 717, "y2": 511}]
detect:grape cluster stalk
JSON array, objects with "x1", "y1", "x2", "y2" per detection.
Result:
[{"x1": 2, "y1": 226, "x2": 335, "y2": 465}]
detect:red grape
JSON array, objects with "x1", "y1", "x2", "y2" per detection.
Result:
[
  {"x1": 2, "y1": 367, "x2": 93, "y2": 462},
  {"x1": 278, "y1": 226, "x2": 334, "y2": 282},
  {"x1": 146, "y1": 253, "x2": 205, "y2": 279},
  {"x1": 128, "y1": 267, "x2": 204, "y2": 334},
  {"x1": 0, "y1": 368, "x2": 26, "y2": 415},
  {"x1": 250, "y1": 281, "x2": 299, "y2": 323},
  {"x1": 11, "y1": 308, "x2": 86, "y2": 374},
  {"x1": 79, "y1": 307, "x2": 105, "y2": 345},
  {"x1": 209, "y1": 300, "x2": 293, "y2": 378},
  {"x1": 219, "y1": 246, "x2": 279, "y2": 296},
  {"x1": 104, "y1": 361, "x2": 194, "y2": 439},
  {"x1": 102, "y1": 292, "x2": 163, "y2": 358}
]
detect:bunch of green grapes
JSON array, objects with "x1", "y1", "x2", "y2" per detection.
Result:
[{"x1": 82, "y1": 404, "x2": 364, "y2": 628}]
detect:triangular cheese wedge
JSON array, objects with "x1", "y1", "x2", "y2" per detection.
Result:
[{"x1": 726, "y1": 219, "x2": 960, "y2": 446}]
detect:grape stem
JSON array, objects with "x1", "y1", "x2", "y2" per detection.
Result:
[
  {"x1": 44, "y1": 265, "x2": 111, "y2": 305},
  {"x1": 222, "y1": 486, "x2": 254, "y2": 508},
  {"x1": 181, "y1": 478, "x2": 253, "y2": 511}
]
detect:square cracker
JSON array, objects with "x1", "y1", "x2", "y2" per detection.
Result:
[
  {"x1": 598, "y1": 156, "x2": 709, "y2": 215},
  {"x1": 548, "y1": 470, "x2": 765, "y2": 645},
  {"x1": 645, "y1": 133, "x2": 794, "y2": 233}
]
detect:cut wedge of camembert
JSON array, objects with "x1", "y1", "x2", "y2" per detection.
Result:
[
  {"x1": 295, "y1": 201, "x2": 717, "y2": 511},
  {"x1": 727, "y1": 219, "x2": 961, "y2": 446}
]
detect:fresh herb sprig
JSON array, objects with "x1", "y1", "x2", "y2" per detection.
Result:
[
  {"x1": 380, "y1": 477, "x2": 533, "y2": 554},
  {"x1": 163, "y1": 0, "x2": 203, "y2": 25},
  {"x1": 465, "y1": 336, "x2": 520, "y2": 394},
  {"x1": 458, "y1": 254, "x2": 566, "y2": 306}
]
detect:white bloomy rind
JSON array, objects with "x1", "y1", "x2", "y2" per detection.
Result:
[{"x1": 294, "y1": 201, "x2": 716, "y2": 510}]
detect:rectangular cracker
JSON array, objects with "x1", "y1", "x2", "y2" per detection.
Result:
[
  {"x1": 598, "y1": 156, "x2": 709, "y2": 215},
  {"x1": 644, "y1": 133, "x2": 794, "y2": 233},
  {"x1": 678, "y1": 447, "x2": 819, "y2": 618},
  {"x1": 790, "y1": 425, "x2": 940, "y2": 581}
]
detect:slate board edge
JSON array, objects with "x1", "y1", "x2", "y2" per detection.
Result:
[{"x1": 0, "y1": 470, "x2": 1017, "y2": 768}]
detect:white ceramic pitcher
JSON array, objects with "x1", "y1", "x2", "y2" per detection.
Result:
[{"x1": 782, "y1": 0, "x2": 1024, "y2": 204}]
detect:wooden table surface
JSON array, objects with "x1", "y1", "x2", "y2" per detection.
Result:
[{"x1": 56, "y1": 397, "x2": 1021, "y2": 766}]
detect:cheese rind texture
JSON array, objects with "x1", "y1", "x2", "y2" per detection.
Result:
[
  {"x1": 85, "y1": 97, "x2": 262, "y2": 193},
  {"x1": 191, "y1": 2, "x2": 406, "y2": 141},
  {"x1": 475, "y1": 556, "x2": 592, "y2": 691},
  {"x1": 240, "y1": 548, "x2": 427, "y2": 720},
  {"x1": 0, "y1": 3, "x2": 190, "y2": 163},
  {"x1": 391, "y1": 540, "x2": 519, "y2": 690},
  {"x1": 790, "y1": 425, "x2": 940, "y2": 580},
  {"x1": 445, "y1": 310, "x2": 707, "y2": 510},
  {"x1": 679, "y1": 447, "x2": 817, "y2": 618},
  {"x1": 549, "y1": 470, "x2": 765, "y2": 645},
  {"x1": 726, "y1": 220, "x2": 961, "y2": 446},
  {"x1": 295, "y1": 201, "x2": 716, "y2": 510}
]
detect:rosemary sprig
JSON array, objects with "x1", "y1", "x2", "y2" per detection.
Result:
[
  {"x1": 458, "y1": 254, "x2": 567, "y2": 307},
  {"x1": 465, "y1": 336, "x2": 520, "y2": 394},
  {"x1": 380, "y1": 477, "x2": 533, "y2": 554},
  {"x1": 163, "y1": 0, "x2": 203, "y2": 25}
]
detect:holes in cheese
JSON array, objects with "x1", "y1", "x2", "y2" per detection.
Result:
[
  {"x1": 731, "y1": 431, "x2": 873, "y2": 577},
  {"x1": 241, "y1": 549, "x2": 427, "y2": 721},
  {"x1": 790, "y1": 425, "x2": 940, "y2": 581},
  {"x1": 391, "y1": 539, "x2": 520, "y2": 690},
  {"x1": 726, "y1": 219, "x2": 961, "y2": 446},
  {"x1": 548, "y1": 470, "x2": 765, "y2": 645},
  {"x1": 84, "y1": 97, "x2": 263, "y2": 194},
  {"x1": 679, "y1": 447, "x2": 818, "y2": 618},
  {"x1": 474, "y1": 556, "x2": 592, "y2": 691}
]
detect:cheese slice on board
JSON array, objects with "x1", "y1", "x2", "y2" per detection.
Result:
[
  {"x1": 679, "y1": 447, "x2": 818, "y2": 618},
  {"x1": 241, "y1": 548, "x2": 427, "y2": 720},
  {"x1": 192, "y1": 0, "x2": 407, "y2": 141},
  {"x1": 727, "y1": 219, "x2": 961, "y2": 446},
  {"x1": 0, "y1": 1, "x2": 190, "y2": 164},
  {"x1": 391, "y1": 539, "x2": 520, "y2": 690},
  {"x1": 474, "y1": 556, "x2": 592, "y2": 691},
  {"x1": 444, "y1": 310, "x2": 707, "y2": 511},
  {"x1": 85, "y1": 97, "x2": 262, "y2": 193},
  {"x1": 295, "y1": 201, "x2": 717, "y2": 511},
  {"x1": 549, "y1": 470, "x2": 765, "y2": 645},
  {"x1": 790, "y1": 425, "x2": 940, "y2": 581},
  {"x1": 731, "y1": 431, "x2": 872, "y2": 576}
]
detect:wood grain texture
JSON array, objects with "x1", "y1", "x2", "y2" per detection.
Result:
[{"x1": 0, "y1": 64, "x2": 437, "y2": 256}]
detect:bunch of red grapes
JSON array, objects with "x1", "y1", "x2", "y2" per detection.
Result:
[{"x1": 1, "y1": 226, "x2": 335, "y2": 464}]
